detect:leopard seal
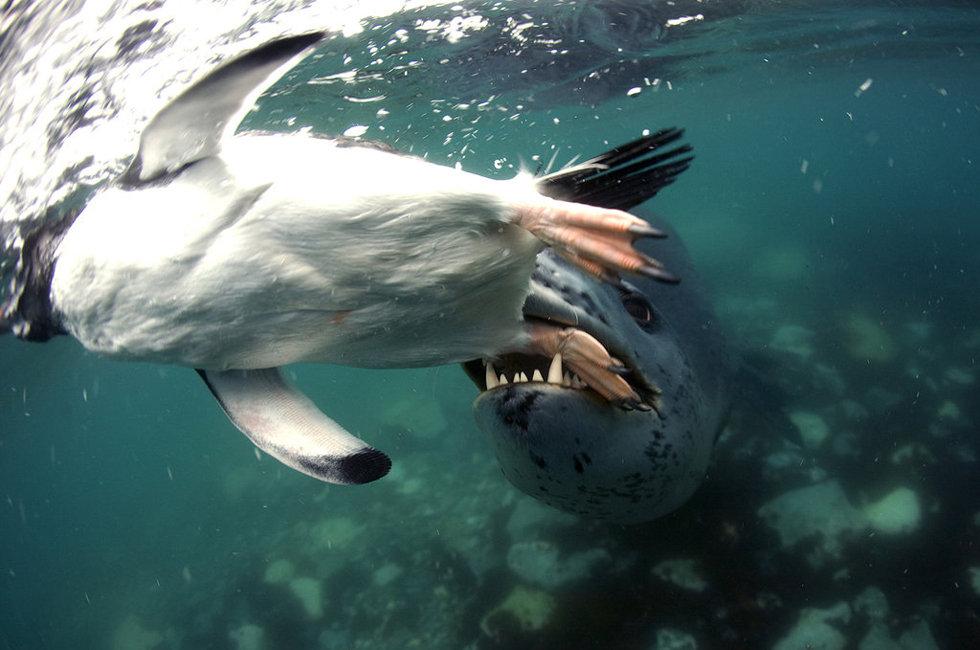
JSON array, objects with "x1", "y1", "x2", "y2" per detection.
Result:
[
  {"x1": 1, "y1": 32, "x2": 678, "y2": 486},
  {"x1": 464, "y1": 138, "x2": 733, "y2": 523}
]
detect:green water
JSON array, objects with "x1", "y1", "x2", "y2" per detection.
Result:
[{"x1": 2, "y1": 2, "x2": 979, "y2": 648}]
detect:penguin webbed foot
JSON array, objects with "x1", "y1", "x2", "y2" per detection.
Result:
[{"x1": 516, "y1": 199, "x2": 679, "y2": 286}]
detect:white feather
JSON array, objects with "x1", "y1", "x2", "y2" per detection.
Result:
[{"x1": 51, "y1": 134, "x2": 545, "y2": 369}]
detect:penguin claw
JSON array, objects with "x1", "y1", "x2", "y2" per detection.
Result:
[
  {"x1": 627, "y1": 223, "x2": 667, "y2": 239},
  {"x1": 608, "y1": 362, "x2": 631, "y2": 376},
  {"x1": 639, "y1": 266, "x2": 681, "y2": 284},
  {"x1": 526, "y1": 324, "x2": 641, "y2": 405},
  {"x1": 516, "y1": 198, "x2": 679, "y2": 286}
]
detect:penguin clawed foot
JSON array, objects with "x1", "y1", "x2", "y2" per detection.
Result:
[
  {"x1": 515, "y1": 198, "x2": 679, "y2": 286},
  {"x1": 523, "y1": 321, "x2": 647, "y2": 410}
]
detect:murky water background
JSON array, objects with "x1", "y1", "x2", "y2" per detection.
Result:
[{"x1": 2, "y1": 1, "x2": 978, "y2": 648}]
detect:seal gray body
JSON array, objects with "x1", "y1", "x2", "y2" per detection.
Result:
[{"x1": 466, "y1": 202, "x2": 732, "y2": 524}]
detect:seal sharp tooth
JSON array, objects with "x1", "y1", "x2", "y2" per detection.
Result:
[
  {"x1": 563, "y1": 371, "x2": 572, "y2": 387},
  {"x1": 499, "y1": 374, "x2": 509, "y2": 385},
  {"x1": 518, "y1": 372, "x2": 528, "y2": 383},
  {"x1": 547, "y1": 353, "x2": 563, "y2": 384},
  {"x1": 485, "y1": 363, "x2": 499, "y2": 390},
  {"x1": 532, "y1": 369, "x2": 544, "y2": 382}
]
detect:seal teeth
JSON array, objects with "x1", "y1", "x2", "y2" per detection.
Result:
[
  {"x1": 547, "y1": 353, "x2": 563, "y2": 384},
  {"x1": 478, "y1": 352, "x2": 607, "y2": 392},
  {"x1": 485, "y1": 363, "x2": 499, "y2": 390}
]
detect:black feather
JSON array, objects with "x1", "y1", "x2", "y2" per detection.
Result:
[{"x1": 536, "y1": 127, "x2": 693, "y2": 211}]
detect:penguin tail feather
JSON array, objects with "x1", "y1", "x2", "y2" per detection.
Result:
[{"x1": 535, "y1": 127, "x2": 693, "y2": 211}]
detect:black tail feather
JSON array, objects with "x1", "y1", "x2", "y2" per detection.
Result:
[{"x1": 536, "y1": 127, "x2": 693, "y2": 211}]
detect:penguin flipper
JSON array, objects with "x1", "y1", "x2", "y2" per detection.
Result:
[
  {"x1": 126, "y1": 32, "x2": 325, "y2": 184},
  {"x1": 197, "y1": 368, "x2": 391, "y2": 485}
]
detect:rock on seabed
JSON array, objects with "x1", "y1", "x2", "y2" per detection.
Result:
[{"x1": 863, "y1": 488, "x2": 921, "y2": 535}]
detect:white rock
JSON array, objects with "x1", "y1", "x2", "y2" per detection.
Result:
[
  {"x1": 852, "y1": 586, "x2": 889, "y2": 621},
  {"x1": 897, "y1": 620, "x2": 938, "y2": 650},
  {"x1": 890, "y1": 444, "x2": 914, "y2": 464},
  {"x1": 863, "y1": 487, "x2": 921, "y2": 535},
  {"x1": 310, "y1": 516, "x2": 364, "y2": 550},
  {"x1": 765, "y1": 449, "x2": 803, "y2": 471},
  {"x1": 858, "y1": 622, "x2": 900, "y2": 650},
  {"x1": 652, "y1": 559, "x2": 708, "y2": 593},
  {"x1": 770, "y1": 324, "x2": 815, "y2": 358},
  {"x1": 507, "y1": 540, "x2": 609, "y2": 589},
  {"x1": 936, "y1": 400, "x2": 963, "y2": 422},
  {"x1": 789, "y1": 410, "x2": 831, "y2": 449},
  {"x1": 288, "y1": 577, "x2": 323, "y2": 619},
  {"x1": 372, "y1": 562, "x2": 404, "y2": 587},
  {"x1": 773, "y1": 602, "x2": 851, "y2": 650},
  {"x1": 263, "y1": 558, "x2": 294, "y2": 585},
  {"x1": 758, "y1": 481, "x2": 865, "y2": 558},
  {"x1": 111, "y1": 616, "x2": 164, "y2": 650},
  {"x1": 844, "y1": 314, "x2": 894, "y2": 363},
  {"x1": 229, "y1": 623, "x2": 266, "y2": 650}
]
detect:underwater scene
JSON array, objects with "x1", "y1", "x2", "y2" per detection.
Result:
[{"x1": 1, "y1": 1, "x2": 978, "y2": 648}]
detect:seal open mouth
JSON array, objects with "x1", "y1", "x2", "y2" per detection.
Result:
[
  {"x1": 461, "y1": 290, "x2": 662, "y2": 413},
  {"x1": 462, "y1": 348, "x2": 656, "y2": 411}
]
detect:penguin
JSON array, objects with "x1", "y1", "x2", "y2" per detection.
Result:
[{"x1": 2, "y1": 32, "x2": 682, "y2": 485}]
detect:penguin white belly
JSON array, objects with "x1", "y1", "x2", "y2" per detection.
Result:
[{"x1": 51, "y1": 134, "x2": 543, "y2": 369}]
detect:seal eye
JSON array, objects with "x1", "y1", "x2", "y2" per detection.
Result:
[
  {"x1": 623, "y1": 295, "x2": 651, "y2": 322},
  {"x1": 621, "y1": 292, "x2": 656, "y2": 330}
]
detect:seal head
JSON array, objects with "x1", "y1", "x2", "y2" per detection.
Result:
[
  {"x1": 462, "y1": 131, "x2": 732, "y2": 523},
  {"x1": 469, "y1": 241, "x2": 731, "y2": 523}
]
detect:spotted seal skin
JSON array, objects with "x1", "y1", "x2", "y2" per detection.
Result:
[{"x1": 468, "y1": 209, "x2": 733, "y2": 524}]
